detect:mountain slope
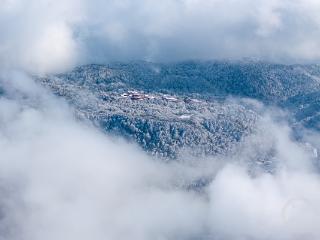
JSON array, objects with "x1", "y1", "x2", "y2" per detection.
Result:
[{"x1": 37, "y1": 61, "x2": 320, "y2": 161}]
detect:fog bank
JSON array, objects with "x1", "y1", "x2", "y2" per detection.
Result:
[
  {"x1": 0, "y1": 73, "x2": 320, "y2": 239},
  {"x1": 2, "y1": 0, "x2": 320, "y2": 73}
]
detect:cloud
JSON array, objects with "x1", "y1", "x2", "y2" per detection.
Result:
[
  {"x1": 0, "y1": 72, "x2": 319, "y2": 239},
  {"x1": 1, "y1": 1, "x2": 320, "y2": 239},
  {"x1": 208, "y1": 165, "x2": 320, "y2": 239},
  {"x1": 1, "y1": 0, "x2": 320, "y2": 73},
  {"x1": 0, "y1": 0, "x2": 83, "y2": 73},
  {"x1": 79, "y1": 0, "x2": 320, "y2": 63},
  {"x1": 0, "y1": 72, "x2": 209, "y2": 239}
]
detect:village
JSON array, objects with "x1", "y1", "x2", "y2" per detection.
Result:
[
  {"x1": 120, "y1": 90, "x2": 179, "y2": 102},
  {"x1": 119, "y1": 90, "x2": 203, "y2": 104}
]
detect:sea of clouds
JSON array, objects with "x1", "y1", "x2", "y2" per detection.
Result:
[
  {"x1": 2, "y1": 0, "x2": 320, "y2": 73},
  {"x1": 1, "y1": 0, "x2": 320, "y2": 239},
  {"x1": 0, "y1": 72, "x2": 320, "y2": 239}
]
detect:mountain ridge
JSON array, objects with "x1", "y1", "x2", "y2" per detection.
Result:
[{"x1": 37, "y1": 61, "x2": 320, "y2": 166}]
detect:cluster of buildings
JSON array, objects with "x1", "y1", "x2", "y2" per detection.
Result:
[
  {"x1": 121, "y1": 91, "x2": 179, "y2": 102},
  {"x1": 118, "y1": 91, "x2": 203, "y2": 105},
  {"x1": 121, "y1": 91, "x2": 154, "y2": 100}
]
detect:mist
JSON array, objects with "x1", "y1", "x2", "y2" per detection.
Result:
[
  {"x1": 0, "y1": 71, "x2": 319, "y2": 239},
  {"x1": 1, "y1": 0, "x2": 320, "y2": 239},
  {"x1": 2, "y1": 0, "x2": 320, "y2": 73}
]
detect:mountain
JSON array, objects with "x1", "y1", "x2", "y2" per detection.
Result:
[{"x1": 37, "y1": 61, "x2": 320, "y2": 164}]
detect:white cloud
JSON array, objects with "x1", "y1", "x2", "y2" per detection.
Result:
[
  {"x1": 81, "y1": 0, "x2": 320, "y2": 63},
  {"x1": 1, "y1": 0, "x2": 320, "y2": 73},
  {"x1": 0, "y1": 0, "x2": 84, "y2": 73},
  {"x1": 0, "y1": 73, "x2": 319, "y2": 239},
  {"x1": 1, "y1": 1, "x2": 320, "y2": 239}
]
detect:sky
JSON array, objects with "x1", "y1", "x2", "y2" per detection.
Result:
[{"x1": 1, "y1": 0, "x2": 320, "y2": 73}]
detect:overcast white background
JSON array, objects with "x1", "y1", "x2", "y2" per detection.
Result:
[{"x1": 1, "y1": 0, "x2": 320, "y2": 73}]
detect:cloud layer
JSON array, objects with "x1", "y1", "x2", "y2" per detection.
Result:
[
  {"x1": 0, "y1": 72, "x2": 320, "y2": 239},
  {"x1": 1, "y1": 1, "x2": 320, "y2": 239},
  {"x1": 1, "y1": 0, "x2": 320, "y2": 73}
]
